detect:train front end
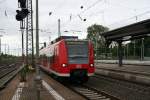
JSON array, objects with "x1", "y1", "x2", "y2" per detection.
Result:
[{"x1": 61, "y1": 40, "x2": 95, "y2": 83}]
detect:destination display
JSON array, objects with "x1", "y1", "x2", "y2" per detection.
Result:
[{"x1": 66, "y1": 41, "x2": 87, "y2": 45}]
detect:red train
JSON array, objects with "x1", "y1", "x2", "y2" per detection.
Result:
[{"x1": 39, "y1": 36, "x2": 95, "y2": 83}]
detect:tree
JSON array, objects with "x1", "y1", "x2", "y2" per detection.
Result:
[
  {"x1": 86, "y1": 24, "x2": 109, "y2": 58},
  {"x1": 87, "y1": 24, "x2": 109, "y2": 46}
]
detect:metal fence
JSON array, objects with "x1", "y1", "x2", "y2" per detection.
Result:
[{"x1": 95, "y1": 46, "x2": 150, "y2": 61}]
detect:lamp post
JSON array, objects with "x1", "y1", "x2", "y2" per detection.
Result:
[
  {"x1": 35, "y1": 0, "x2": 41, "y2": 100},
  {"x1": 4, "y1": 44, "x2": 7, "y2": 55},
  {"x1": 4, "y1": 44, "x2": 9, "y2": 55},
  {"x1": 21, "y1": 28, "x2": 25, "y2": 63},
  {"x1": 58, "y1": 19, "x2": 61, "y2": 37},
  {"x1": 36, "y1": 0, "x2": 39, "y2": 74},
  {"x1": 141, "y1": 38, "x2": 144, "y2": 60},
  {"x1": 46, "y1": 32, "x2": 51, "y2": 44},
  {"x1": 0, "y1": 35, "x2": 3, "y2": 56}
]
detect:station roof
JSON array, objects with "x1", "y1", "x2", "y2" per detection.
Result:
[{"x1": 102, "y1": 19, "x2": 150, "y2": 42}]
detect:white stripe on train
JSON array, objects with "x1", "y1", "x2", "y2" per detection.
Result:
[{"x1": 40, "y1": 65, "x2": 94, "y2": 77}]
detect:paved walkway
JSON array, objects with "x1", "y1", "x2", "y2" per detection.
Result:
[
  {"x1": 0, "y1": 71, "x2": 85, "y2": 100},
  {"x1": 0, "y1": 74, "x2": 20, "y2": 100},
  {"x1": 19, "y1": 72, "x2": 55, "y2": 100},
  {"x1": 0, "y1": 72, "x2": 56, "y2": 100}
]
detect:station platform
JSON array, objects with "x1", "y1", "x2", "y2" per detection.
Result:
[
  {"x1": 0, "y1": 72, "x2": 85, "y2": 100},
  {"x1": 95, "y1": 62, "x2": 150, "y2": 86},
  {"x1": 0, "y1": 73, "x2": 55, "y2": 100},
  {"x1": 95, "y1": 60, "x2": 150, "y2": 66}
]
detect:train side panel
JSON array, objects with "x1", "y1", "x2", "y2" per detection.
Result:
[
  {"x1": 57, "y1": 41, "x2": 70, "y2": 76},
  {"x1": 49, "y1": 42, "x2": 60, "y2": 74},
  {"x1": 88, "y1": 41, "x2": 95, "y2": 75}
]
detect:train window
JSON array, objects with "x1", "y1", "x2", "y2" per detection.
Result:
[
  {"x1": 53, "y1": 47, "x2": 57, "y2": 63},
  {"x1": 66, "y1": 41, "x2": 89, "y2": 64},
  {"x1": 55, "y1": 46, "x2": 59, "y2": 56},
  {"x1": 50, "y1": 55, "x2": 54, "y2": 63}
]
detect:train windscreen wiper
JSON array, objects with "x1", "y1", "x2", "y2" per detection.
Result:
[{"x1": 69, "y1": 55, "x2": 87, "y2": 58}]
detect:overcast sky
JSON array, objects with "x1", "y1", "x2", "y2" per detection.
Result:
[{"x1": 0, "y1": 0, "x2": 150, "y2": 55}]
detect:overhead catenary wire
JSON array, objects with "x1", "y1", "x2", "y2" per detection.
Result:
[
  {"x1": 42, "y1": 0, "x2": 66, "y2": 34},
  {"x1": 108, "y1": 10, "x2": 150, "y2": 27},
  {"x1": 81, "y1": 0, "x2": 150, "y2": 28},
  {"x1": 79, "y1": 0, "x2": 103, "y2": 15},
  {"x1": 44, "y1": 0, "x2": 150, "y2": 35},
  {"x1": 0, "y1": 0, "x2": 6, "y2": 4},
  {"x1": 45, "y1": 0, "x2": 104, "y2": 33},
  {"x1": 48, "y1": 0, "x2": 66, "y2": 16},
  {"x1": 82, "y1": 0, "x2": 92, "y2": 7},
  {"x1": 105, "y1": 0, "x2": 150, "y2": 13},
  {"x1": 61, "y1": 0, "x2": 104, "y2": 28},
  {"x1": 105, "y1": 0, "x2": 136, "y2": 10}
]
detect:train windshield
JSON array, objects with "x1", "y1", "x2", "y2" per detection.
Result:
[{"x1": 66, "y1": 41, "x2": 89, "y2": 64}]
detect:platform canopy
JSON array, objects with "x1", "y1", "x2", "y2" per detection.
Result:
[{"x1": 102, "y1": 19, "x2": 150, "y2": 42}]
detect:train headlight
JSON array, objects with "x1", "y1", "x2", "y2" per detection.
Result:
[
  {"x1": 62, "y1": 64, "x2": 67, "y2": 67},
  {"x1": 90, "y1": 64, "x2": 94, "y2": 67}
]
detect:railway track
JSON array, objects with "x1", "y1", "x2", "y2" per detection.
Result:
[
  {"x1": 69, "y1": 84, "x2": 119, "y2": 100},
  {"x1": 0, "y1": 64, "x2": 15, "y2": 69},
  {"x1": 0, "y1": 64, "x2": 17, "y2": 79},
  {"x1": 87, "y1": 74, "x2": 150, "y2": 100},
  {"x1": 41, "y1": 69, "x2": 119, "y2": 100},
  {"x1": 41, "y1": 67, "x2": 150, "y2": 100},
  {"x1": 0, "y1": 63, "x2": 23, "y2": 89}
]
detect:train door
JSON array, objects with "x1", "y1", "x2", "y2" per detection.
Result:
[
  {"x1": 54, "y1": 46, "x2": 59, "y2": 70},
  {"x1": 53, "y1": 46, "x2": 57, "y2": 70},
  {"x1": 47, "y1": 56, "x2": 50, "y2": 68}
]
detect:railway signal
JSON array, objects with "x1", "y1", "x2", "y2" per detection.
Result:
[
  {"x1": 18, "y1": 0, "x2": 26, "y2": 8},
  {"x1": 16, "y1": 0, "x2": 29, "y2": 21},
  {"x1": 16, "y1": 9, "x2": 29, "y2": 21}
]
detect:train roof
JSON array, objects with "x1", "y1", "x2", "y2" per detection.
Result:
[{"x1": 51, "y1": 36, "x2": 78, "y2": 44}]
